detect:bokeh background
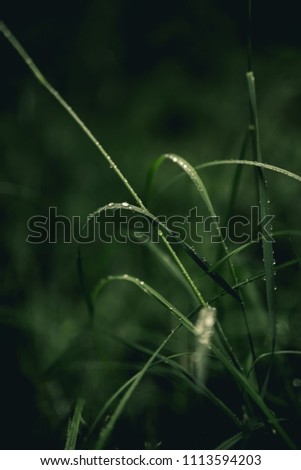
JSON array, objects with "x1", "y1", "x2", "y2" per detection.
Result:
[{"x1": 1, "y1": 0, "x2": 301, "y2": 449}]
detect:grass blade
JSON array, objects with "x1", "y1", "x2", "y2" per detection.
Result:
[
  {"x1": 65, "y1": 398, "x2": 85, "y2": 450},
  {"x1": 216, "y1": 422, "x2": 266, "y2": 450},
  {"x1": 247, "y1": 71, "x2": 276, "y2": 396},
  {"x1": 94, "y1": 274, "x2": 194, "y2": 332},
  {"x1": 248, "y1": 350, "x2": 301, "y2": 377},
  {"x1": 87, "y1": 202, "x2": 239, "y2": 303},
  {"x1": 196, "y1": 159, "x2": 301, "y2": 184}
]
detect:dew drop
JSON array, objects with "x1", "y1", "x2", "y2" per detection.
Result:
[
  {"x1": 293, "y1": 378, "x2": 301, "y2": 387},
  {"x1": 122, "y1": 202, "x2": 129, "y2": 207}
]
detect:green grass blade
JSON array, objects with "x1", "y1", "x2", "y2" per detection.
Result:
[
  {"x1": 247, "y1": 71, "x2": 276, "y2": 397},
  {"x1": 145, "y1": 156, "x2": 242, "y2": 301},
  {"x1": 145, "y1": 155, "x2": 165, "y2": 206},
  {"x1": 196, "y1": 159, "x2": 301, "y2": 184},
  {"x1": 210, "y1": 256, "x2": 301, "y2": 303},
  {"x1": 223, "y1": 129, "x2": 249, "y2": 241},
  {"x1": 146, "y1": 153, "x2": 255, "y2": 366},
  {"x1": 248, "y1": 350, "x2": 301, "y2": 377},
  {"x1": 180, "y1": 242, "x2": 241, "y2": 302},
  {"x1": 88, "y1": 202, "x2": 239, "y2": 303},
  {"x1": 209, "y1": 230, "x2": 301, "y2": 275},
  {"x1": 216, "y1": 422, "x2": 266, "y2": 450},
  {"x1": 94, "y1": 274, "x2": 195, "y2": 332},
  {"x1": 65, "y1": 398, "x2": 85, "y2": 450}
]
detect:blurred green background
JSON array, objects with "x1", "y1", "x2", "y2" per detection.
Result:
[{"x1": 1, "y1": 0, "x2": 301, "y2": 449}]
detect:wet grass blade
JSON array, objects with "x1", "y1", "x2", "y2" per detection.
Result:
[
  {"x1": 208, "y1": 230, "x2": 301, "y2": 275},
  {"x1": 94, "y1": 274, "x2": 195, "y2": 332},
  {"x1": 210, "y1": 256, "x2": 301, "y2": 303},
  {"x1": 145, "y1": 155, "x2": 242, "y2": 302},
  {"x1": 180, "y1": 242, "x2": 241, "y2": 302},
  {"x1": 196, "y1": 159, "x2": 301, "y2": 184},
  {"x1": 65, "y1": 398, "x2": 85, "y2": 450},
  {"x1": 247, "y1": 71, "x2": 276, "y2": 397},
  {"x1": 88, "y1": 202, "x2": 239, "y2": 303}
]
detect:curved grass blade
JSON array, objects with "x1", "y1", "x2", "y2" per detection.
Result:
[
  {"x1": 145, "y1": 157, "x2": 242, "y2": 302},
  {"x1": 195, "y1": 159, "x2": 301, "y2": 184},
  {"x1": 146, "y1": 153, "x2": 254, "y2": 365},
  {"x1": 87, "y1": 202, "x2": 239, "y2": 303},
  {"x1": 65, "y1": 398, "x2": 85, "y2": 450},
  {"x1": 248, "y1": 350, "x2": 301, "y2": 377},
  {"x1": 151, "y1": 158, "x2": 301, "y2": 205},
  {"x1": 94, "y1": 274, "x2": 194, "y2": 332}
]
